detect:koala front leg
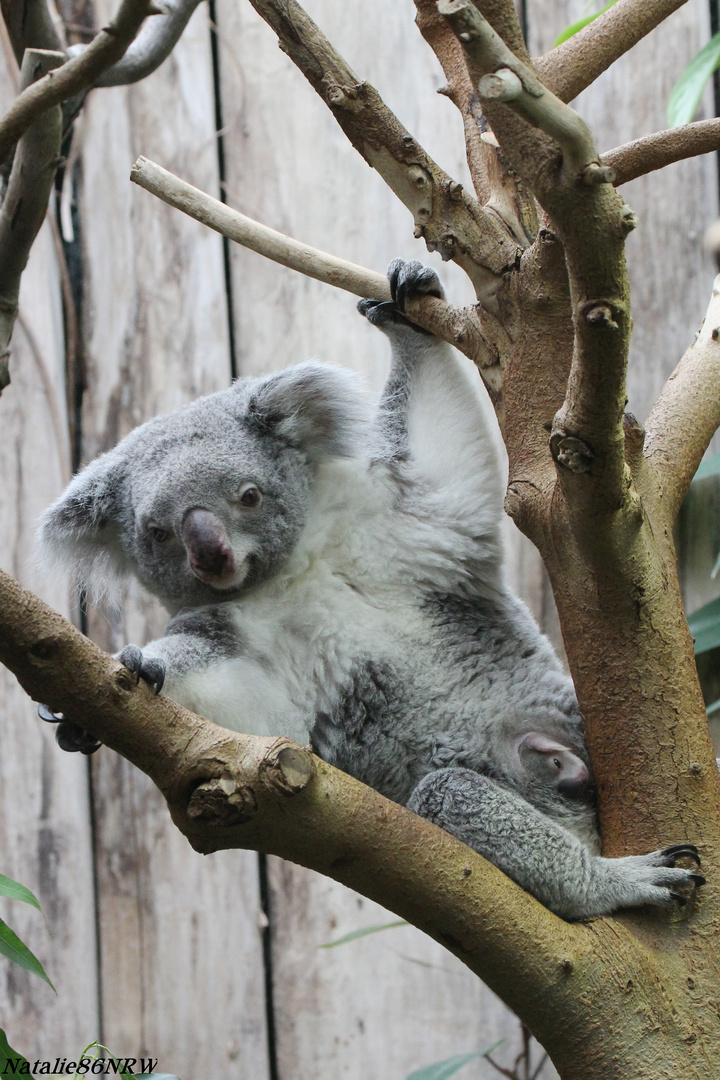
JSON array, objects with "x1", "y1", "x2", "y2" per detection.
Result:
[{"x1": 408, "y1": 768, "x2": 705, "y2": 919}]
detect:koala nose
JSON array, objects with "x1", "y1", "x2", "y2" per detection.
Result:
[{"x1": 181, "y1": 508, "x2": 236, "y2": 583}]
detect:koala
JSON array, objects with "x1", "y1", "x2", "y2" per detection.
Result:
[{"x1": 38, "y1": 259, "x2": 703, "y2": 919}]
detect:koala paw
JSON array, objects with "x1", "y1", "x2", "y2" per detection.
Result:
[
  {"x1": 116, "y1": 645, "x2": 166, "y2": 695},
  {"x1": 37, "y1": 704, "x2": 101, "y2": 755},
  {"x1": 358, "y1": 259, "x2": 444, "y2": 333},
  {"x1": 620, "y1": 845, "x2": 705, "y2": 909}
]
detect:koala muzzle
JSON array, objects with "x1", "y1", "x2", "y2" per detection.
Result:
[{"x1": 181, "y1": 508, "x2": 237, "y2": 585}]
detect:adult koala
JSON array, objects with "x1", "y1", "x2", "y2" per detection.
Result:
[{"x1": 39, "y1": 260, "x2": 703, "y2": 918}]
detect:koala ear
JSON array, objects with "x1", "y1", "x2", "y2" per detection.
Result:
[
  {"x1": 243, "y1": 362, "x2": 369, "y2": 461},
  {"x1": 37, "y1": 448, "x2": 131, "y2": 600}
]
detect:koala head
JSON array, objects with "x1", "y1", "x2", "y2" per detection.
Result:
[
  {"x1": 514, "y1": 732, "x2": 591, "y2": 800},
  {"x1": 39, "y1": 363, "x2": 369, "y2": 612}
]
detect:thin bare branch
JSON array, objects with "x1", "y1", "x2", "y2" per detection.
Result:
[
  {"x1": 474, "y1": 0, "x2": 531, "y2": 64},
  {"x1": 245, "y1": 0, "x2": 520, "y2": 307},
  {"x1": 603, "y1": 119, "x2": 720, "y2": 187},
  {"x1": 66, "y1": 0, "x2": 202, "y2": 86},
  {"x1": 643, "y1": 275, "x2": 720, "y2": 525},
  {"x1": 130, "y1": 156, "x2": 494, "y2": 372},
  {"x1": 535, "y1": 0, "x2": 689, "y2": 105},
  {"x1": 0, "y1": 48, "x2": 64, "y2": 392},
  {"x1": 0, "y1": 0, "x2": 151, "y2": 168}
]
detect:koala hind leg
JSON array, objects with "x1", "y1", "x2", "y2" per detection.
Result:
[{"x1": 408, "y1": 767, "x2": 704, "y2": 919}]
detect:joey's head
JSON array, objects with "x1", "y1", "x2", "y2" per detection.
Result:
[
  {"x1": 515, "y1": 732, "x2": 591, "y2": 801},
  {"x1": 39, "y1": 363, "x2": 369, "y2": 611}
]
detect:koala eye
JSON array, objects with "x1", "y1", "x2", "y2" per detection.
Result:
[
  {"x1": 238, "y1": 484, "x2": 262, "y2": 509},
  {"x1": 553, "y1": 757, "x2": 562, "y2": 769},
  {"x1": 147, "y1": 523, "x2": 172, "y2": 543}
]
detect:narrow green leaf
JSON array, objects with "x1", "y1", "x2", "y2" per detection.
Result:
[
  {"x1": 0, "y1": 874, "x2": 42, "y2": 912},
  {"x1": 668, "y1": 32, "x2": 720, "y2": 127},
  {"x1": 712, "y1": 552, "x2": 720, "y2": 581},
  {"x1": 688, "y1": 596, "x2": 720, "y2": 655},
  {"x1": 553, "y1": 1, "x2": 618, "y2": 47},
  {"x1": 136, "y1": 1074, "x2": 182, "y2": 1078},
  {"x1": 407, "y1": 1042, "x2": 505, "y2": 1080},
  {"x1": 693, "y1": 452, "x2": 720, "y2": 482},
  {"x1": 0, "y1": 918, "x2": 54, "y2": 989},
  {"x1": 320, "y1": 919, "x2": 408, "y2": 948},
  {"x1": 0, "y1": 1028, "x2": 29, "y2": 1076},
  {"x1": 707, "y1": 698, "x2": 720, "y2": 717}
]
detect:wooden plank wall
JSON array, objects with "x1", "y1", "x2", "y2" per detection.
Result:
[{"x1": 0, "y1": 0, "x2": 717, "y2": 1077}]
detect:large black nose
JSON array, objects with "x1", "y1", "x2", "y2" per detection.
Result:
[{"x1": 181, "y1": 508, "x2": 236, "y2": 581}]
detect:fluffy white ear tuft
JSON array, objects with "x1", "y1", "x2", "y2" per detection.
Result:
[{"x1": 243, "y1": 362, "x2": 370, "y2": 461}]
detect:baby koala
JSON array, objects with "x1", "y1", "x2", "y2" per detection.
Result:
[{"x1": 38, "y1": 260, "x2": 703, "y2": 918}]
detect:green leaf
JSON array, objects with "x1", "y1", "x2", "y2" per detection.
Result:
[
  {"x1": 0, "y1": 918, "x2": 54, "y2": 990},
  {"x1": 712, "y1": 552, "x2": 720, "y2": 581},
  {"x1": 407, "y1": 1043, "x2": 505, "y2": 1080},
  {"x1": 668, "y1": 32, "x2": 720, "y2": 127},
  {"x1": 707, "y1": 698, "x2": 720, "y2": 717},
  {"x1": 553, "y1": 1, "x2": 618, "y2": 47},
  {"x1": 693, "y1": 452, "x2": 720, "y2": 482},
  {"x1": 0, "y1": 1029, "x2": 29, "y2": 1076},
  {"x1": 0, "y1": 875, "x2": 42, "y2": 912},
  {"x1": 321, "y1": 919, "x2": 408, "y2": 948},
  {"x1": 688, "y1": 596, "x2": 720, "y2": 655}
]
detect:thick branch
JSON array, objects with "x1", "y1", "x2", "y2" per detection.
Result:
[
  {"x1": 0, "y1": 0, "x2": 150, "y2": 167},
  {"x1": 244, "y1": 0, "x2": 520, "y2": 306},
  {"x1": 643, "y1": 275, "x2": 720, "y2": 525},
  {"x1": 0, "y1": 48, "x2": 64, "y2": 392},
  {"x1": 535, "y1": 0, "x2": 689, "y2": 105},
  {"x1": 66, "y1": 0, "x2": 203, "y2": 86},
  {"x1": 439, "y1": 0, "x2": 633, "y2": 513},
  {"x1": 603, "y1": 119, "x2": 720, "y2": 187},
  {"x1": 130, "y1": 155, "x2": 494, "y2": 371}
]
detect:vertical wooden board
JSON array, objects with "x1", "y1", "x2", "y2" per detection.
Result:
[
  {"x1": 214, "y1": 1, "x2": 558, "y2": 1075},
  {"x1": 0, "y1": 208, "x2": 100, "y2": 1052},
  {"x1": 267, "y1": 860, "x2": 557, "y2": 1080},
  {"x1": 74, "y1": 5, "x2": 269, "y2": 1075}
]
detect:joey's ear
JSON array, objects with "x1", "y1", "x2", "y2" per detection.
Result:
[
  {"x1": 37, "y1": 448, "x2": 131, "y2": 598},
  {"x1": 243, "y1": 362, "x2": 369, "y2": 461}
]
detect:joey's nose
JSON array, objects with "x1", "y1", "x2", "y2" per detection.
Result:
[{"x1": 181, "y1": 508, "x2": 236, "y2": 581}]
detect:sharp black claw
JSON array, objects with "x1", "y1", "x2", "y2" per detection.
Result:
[
  {"x1": 663, "y1": 845, "x2": 702, "y2": 866},
  {"x1": 670, "y1": 892, "x2": 688, "y2": 906},
  {"x1": 38, "y1": 703, "x2": 63, "y2": 723},
  {"x1": 56, "y1": 721, "x2": 101, "y2": 755},
  {"x1": 689, "y1": 874, "x2": 707, "y2": 887}
]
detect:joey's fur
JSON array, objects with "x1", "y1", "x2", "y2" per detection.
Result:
[{"x1": 39, "y1": 260, "x2": 703, "y2": 917}]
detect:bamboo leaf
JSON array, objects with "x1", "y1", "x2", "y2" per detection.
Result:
[
  {"x1": 668, "y1": 32, "x2": 720, "y2": 127},
  {"x1": 0, "y1": 918, "x2": 54, "y2": 989},
  {"x1": 407, "y1": 1042, "x2": 505, "y2": 1080},
  {"x1": 320, "y1": 920, "x2": 408, "y2": 947},
  {"x1": 688, "y1": 596, "x2": 720, "y2": 655},
  {"x1": 0, "y1": 1028, "x2": 29, "y2": 1075},
  {"x1": 0, "y1": 874, "x2": 42, "y2": 912},
  {"x1": 707, "y1": 698, "x2": 720, "y2": 717},
  {"x1": 553, "y1": 1, "x2": 618, "y2": 47}
]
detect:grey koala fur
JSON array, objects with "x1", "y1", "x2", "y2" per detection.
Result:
[{"x1": 39, "y1": 259, "x2": 703, "y2": 919}]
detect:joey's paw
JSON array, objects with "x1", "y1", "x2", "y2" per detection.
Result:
[
  {"x1": 116, "y1": 645, "x2": 166, "y2": 695},
  {"x1": 387, "y1": 259, "x2": 444, "y2": 311},
  {"x1": 37, "y1": 704, "x2": 101, "y2": 755}
]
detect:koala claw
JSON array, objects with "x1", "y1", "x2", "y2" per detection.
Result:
[
  {"x1": 689, "y1": 874, "x2": 707, "y2": 887},
  {"x1": 387, "y1": 258, "x2": 444, "y2": 311},
  {"x1": 37, "y1": 704, "x2": 101, "y2": 755},
  {"x1": 117, "y1": 645, "x2": 166, "y2": 695},
  {"x1": 670, "y1": 892, "x2": 688, "y2": 906},
  {"x1": 661, "y1": 844, "x2": 701, "y2": 866}
]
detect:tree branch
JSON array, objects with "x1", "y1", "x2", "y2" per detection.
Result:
[
  {"x1": 643, "y1": 275, "x2": 720, "y2": 526},
  {"x1": 535, "y1": 0, "x2": 689, "y2": 105},
  {"x1": 244, "y1": 0, "x2": 521, "y2": 307},
  {"x1": 66, "y1": 0, "x2": 203, "y2": 86},
  {"x1": 603, "y1": 119, "x2": 720, "y2": 187},
  {"x1": 0, "y1": 0, "x2": 151, "y2": 168},
  {"x1": 438, "y1": 0, "x2": 633, "y2": 514},
  {"x1": 0, "y1": 0, "x2": 63, "y2": 66},
  {"x1": 130, "y1": 155, "x2": 495, "y2": 372},
  {"x1": 0, "y1": 48, "x2": 64, "y2": 392}
]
